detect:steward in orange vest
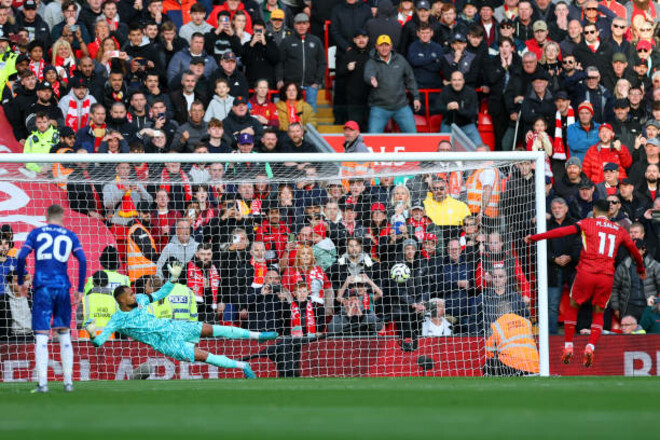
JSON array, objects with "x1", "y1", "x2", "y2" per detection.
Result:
[{"x1": 484, "y1": 313, "x2": 539, "y2": 376}]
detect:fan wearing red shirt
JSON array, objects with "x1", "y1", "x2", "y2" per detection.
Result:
[
  {"x1": 255, "y1": 204, "x2": 290, "y2": 265},
  {"x1": 525, "y1": 199, "x2": 646, "y2": 367}
]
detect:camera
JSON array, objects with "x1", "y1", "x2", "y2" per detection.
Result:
[
  {"x1": 157, "y1": 113, "x2": 166, "y2": 119},
  {"x1": 652, "y1": 209, "x2": 660, "y2": 222},
  {"x1": 255, "y1": 28, "x2": 263, "y2": 34}
]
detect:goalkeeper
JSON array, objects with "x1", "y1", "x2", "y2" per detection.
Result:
[{"x1": 86, "y1": 262, "x2": 277, "y2": 378}]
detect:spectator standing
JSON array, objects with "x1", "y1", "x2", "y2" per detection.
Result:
[
  {"x1": 364, "y1": 34, "x2": 420, "y2": 133},
  {"x1": 365, "y1": 0, "x2": 402, "y2": 52},
  {"x1": 582, "y1": 124, "x2": 633, "y2": 184},
  {"x1": 265, "y1": 9, "x2": 291, "y2": 46},
  {"x1": 186, "y1": 243, "x2": 220, "y2": 323},
  {"x1": 336, "y1": 29, "x2": 371, "y2": 132},
  {"x1": 167, "y1": 33, "x2": 218, "y2": 90},
  {"x1": 179, "y1": 3, "x2": 214, "y2": 43},
  {"x1": 567, "y1": 101, "x2": 601, "y2": 162},
  {"x1": 276, "y1": 13, "x2": 325, "y2": 113},
  {"x1": 170, "y1": 101, "x2": 209, "y2": 153},
  {"x1": 242, "y1": 20, "x2": 280, "y2": 88},
  {"x1": 157, "y1": 218, "x2": 199, "y2": 279},
  {"x1": 208, "y1": 50, "x2": 250, "y2": 100}
]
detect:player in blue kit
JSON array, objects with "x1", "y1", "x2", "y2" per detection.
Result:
[
  {"x1": 17, "y1": 204, "x2": 87, "y2": 393},
  {"x1": 86, "y1": 262, "x2": 278, "y2": 379}
]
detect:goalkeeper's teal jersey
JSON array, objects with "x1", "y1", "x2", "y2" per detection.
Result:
[{"x1": 93, "y1": 282, "x2": 202, "y2": 361}]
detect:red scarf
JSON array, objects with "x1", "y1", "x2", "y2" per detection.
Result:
[
  {"x1": 51, "y1": 80, "x2": 61, "y2": 99},
  {"x1": 290, "y1": 300, "x2": 316, "y2": 337},
  {"x1": 115, "y1": 177, "x2": 137, "y2": 218},
  {"x1": 89, "y1": 122, "x2": 106, "y2": 153},
  {"x1": 29, "y1": 59, "x2": 45, "y2": 80},
  {"x1": 504, "y1": 4, "x2": 518, "y2": 20},
  {"x1": 83, "y1": 170, "x2": 103, "y2": 214},
  {"x1": 187, "y1": 261, "x2": 219, "y2": 304},
  {"x1": 64, "y1": 97, "x2": 91, "y2": 131},
  {"x1": 553, "y1": 106, "x2": 574, "y2": 160},
  {"x1": 134, "y1": 163, "x2": 149, "y2": 181},
  {"x1": 286, "y1": 101, "x2": 300, "y2": 124},
  {"x1": 251, "y1": 258, "x2": 267, "y2": 287},
  {"x1": 408, "y1": 216, "x2": 431, "y2": 241},
  {"x1": 160, "y1": 168, "x2": 192, "y2": 201}
]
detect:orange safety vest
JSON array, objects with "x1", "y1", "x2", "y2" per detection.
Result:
[
  {"x1": 485, "y1": 313, "x2": 539, "y2": 374},
  {"x1": 52, "y1": 147, "x2": 74, "y2": 189},
  {"x1": 126, "y1": 222, "x2": 157, "y2": 281},
  {"x1": 340, "y1": 161, "x2": 373, "y2": 191},
  {"x1": 466, "y1": 168, "x2": 501, "y2": 218},
  {"x1": 434, "y1": 170, "x2": 463, "y2": 199}
]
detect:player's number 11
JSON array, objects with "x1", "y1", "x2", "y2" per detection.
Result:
[{"x1": 597, "y1": 232, "x2": 616, "y2": 258}]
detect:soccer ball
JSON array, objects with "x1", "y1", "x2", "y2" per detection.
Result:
[{"x1": 390, "y1": 263, "x2": 411, "y2": 284}]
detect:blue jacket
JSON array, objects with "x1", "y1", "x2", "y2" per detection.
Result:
[
  {"x1": 407, "y1": 40, "x2": 444, "y2": 88},
  {"x1": 566, "y1": 121, "x2": 600, "y2": 163},
  {"x1": 0, "y1": 257, "x2": 16, "y2": 296}
]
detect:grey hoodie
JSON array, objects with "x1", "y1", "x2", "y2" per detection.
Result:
[
  {"x1": 204, "y1": 94, "x2": 235, "y2": 123},
  {"x1": 156, "y1": 236, "x2": 199, "y2": 279}
]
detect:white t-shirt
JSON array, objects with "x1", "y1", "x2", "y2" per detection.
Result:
[
  {"x1": 422, "y1": 318, "x2": 453, "y2": 336},
  {"x1": 184, "y1": 93, "x2": 195, "y2": 111}
]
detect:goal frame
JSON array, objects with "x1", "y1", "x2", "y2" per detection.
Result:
[{"x1": 0, "y1": 150, "x2": 549, "y2": 377}]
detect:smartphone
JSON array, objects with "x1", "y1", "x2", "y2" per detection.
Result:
[
  {"x1": 188, "y1": 209, "x2": 196, "y2": 218},
  {"x1": 152, "y1": 130, "x2": 163, "y2": 137},
  {"x1": 69, "y1": 25, "x2": 79, "y2": 32},
  {"x1": 222, "y1": 16, "x2": 229, "y2": 23},
  {"x1": 157, "y1": 113, "x2": 166, "y2": 119},
  {"x1": 255, "y1": 28, "x2": 263, "y2": 34},
  {"x1": 108, "y1": 50, "x2": 120, "y2": 58}
]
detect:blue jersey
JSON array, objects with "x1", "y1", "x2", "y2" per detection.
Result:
[
  {"x1": 17, "y1": 224, "x2": 87, "y2": 293},
  {"x1": 0, "y1": 256, "x2": 16, "y2": 296}
]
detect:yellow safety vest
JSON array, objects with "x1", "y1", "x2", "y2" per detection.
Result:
[
  {"x1": 126, "y1": 222, "x2": 157, "y2": 281},
  {"x1": 80, "y1": 291, "x2": 118, "y2": 339},
  {"x1": 24, "y1": 126, "x2": 59, "y2": 172},
  {"x1": 485, "y1": 313, "x2": 539, "y2": 374},
  {"x1": 84, "y1": 270, "x2": 131, "y2": 295},
  {"x1": 148, "y1": 298, "x2": 173, "y2": 319},
  {"x1": 168, "y1": 284, "x2": 198, "y2": 321},
  {"x1": 466, "y1": 168, "x2": 501, "y2": 218}
]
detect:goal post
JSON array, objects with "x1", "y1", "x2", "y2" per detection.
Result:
[{"x1": 0, "y1": 151, "x2": 548, "y2": 380}]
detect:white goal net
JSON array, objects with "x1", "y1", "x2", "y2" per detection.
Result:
[{"x1": 0, "y1": 151, "x2": 548, "y2": 382}]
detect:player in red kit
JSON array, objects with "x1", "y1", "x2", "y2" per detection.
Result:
[{"x1": 524, "y1": 200, "x2": 646, "y2": 367}]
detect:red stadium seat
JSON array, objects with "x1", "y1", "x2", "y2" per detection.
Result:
[
  {"x1": 415, "y1": 115, "x2": 429, "y2": 133},
  {"x1": 428, "y1": 114, "x2": 443, "y2": 133},
  {"x1": 478, "y1": 99, "x2": 495, "y2": 150}
]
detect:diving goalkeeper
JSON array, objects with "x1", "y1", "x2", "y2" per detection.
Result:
[{"x1": 85, "y1": 262, "x2": 277, "y2": 378}]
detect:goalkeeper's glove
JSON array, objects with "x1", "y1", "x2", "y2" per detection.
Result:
[
  {"x1": 167, "y1": 261, "x2": 184, "y2": 283},
  {"x1": 84, "y1": 319, "x2": 97, "y2": 339}
]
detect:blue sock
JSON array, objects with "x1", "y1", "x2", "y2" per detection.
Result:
[
  {"x1": 212, "y1": 325, "x2": 255, "y2": 339},
  {"x1": 205, "y1": 353, "x2": 245, "y2": 369}
]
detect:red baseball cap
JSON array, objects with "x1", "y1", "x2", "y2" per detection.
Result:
[
  {"x1": 371, "y1": 202, "x2": 386, "y2": 212},
  {"x1": 637, "y1": 40, "x2": 653, "y2": 51},
  {"x1": 313, "y1": 223, "x2": 326, "y2": 238},
  {"x1": 344, "y1": 121, "x2": 360, "y2": 131},
  {"x1": 423, "y1": 233, "x2": 437, "y2": 242},
  {"x1": 599, "y1": 123, "x2": 614, "y2": 132}
]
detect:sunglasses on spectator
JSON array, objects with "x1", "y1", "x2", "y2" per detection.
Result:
[
  {"x1": 584, "y1": 29, "x2": 597, "y2": 34},
  {"x1": 638, "y1": 48, "x2": 651, "y2": 52},
  {"x1": 638, "y1": 27, "x2": 653, "y2": 32},
  {"x1": 612, "y1": 24, "x2": 626, "y2": 29},
  {"x1": 608, "y1": 200, "x2": 620, "y2": 205},
  {"x1": 562, "y1": 60, "x2": 574, "y2": 64},
  {"x1": 587, "y1": 76, "x2": 599, "y2": 80},
  {"x1": 585, "y1": 7, "x2": 598, "y2": 11}
]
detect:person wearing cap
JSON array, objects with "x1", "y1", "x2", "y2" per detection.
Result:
[
  {"x1": 59, "y1": 74, "x2": 97, "y2": 131},
  {"x1": 616, "y1": 177, "x2": 639, "y2": 221},
  {"x1": 276, "y1": 13, "x2": 326, "y2": 113},
  {"x1": 364, "y1": 33, "x2": 420, "y2": 133},
  {"x1": 610, "y1": 97, "x2": 639, "y2": 149},
  {"x1": 167, "y1": 32, "x2": 218, "y2": 90},
  {"x1": 519, "y1": 69, "x2": 555, "y2": 137},
  {"x1": 554, "y1": 156, "x2": 587, "y2": 200},
  {"x1": 524, "y1": 20, "x2": 552, "y2": 60},
  {"x1": 441, "y1": 31, "x2": 481, "y2": 89},
  {"x1": 25, "y1": 80, "x2": 64, "y2": 132},
  {"x1": 16, "y1": 0, "x2": 52, "y2": 48},
  {"x1": 595, "y1": 162, "x2": 621, "y2": 199},
  {"x1": 222, "y1": 94, "x2": 265, "y2": 147},
  {"x1": 341, "y1": 120, "x2": 368, "y2": 154},
  {"x1": 568, "y1": 178, "x2": 597, "y2": 219},
  {"x1": 23, "y1": 111, "x2": 60, "y2": 174},
  {"x1": 207, "y1": 49, "x2": 250, "y2": 100},
  {"x1": 566, "y1": 101, "x2": 601, "y2": 162},
  {"x1": 612, "y1": 236, "x2": 660, "y2": 324},
  {"x1": 336, "y1": 28, "x2": 371, "y2": 130},
  {"x1": 582, "y1": 123, "x2": 632, "y2": 184},
  {"x1": 227, "y1": 132, "x2": 274, "y2": 179},
  {"x1": 265, "y1": 8, "x2": 292, "y2": 46}
]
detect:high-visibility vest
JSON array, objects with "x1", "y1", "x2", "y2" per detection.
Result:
[
  {"x1": 168, "y1": 283, "x2": 198, "y2": 321},
  {"x1": 52, "y1": 147, "x2": 74, "y2": 189},
  {"x1": 24, "y1": 126, "x2": 59, "y2": 172},
  {"x1": 466, "y1": 168, "x2": 501, "y2": 218},
  {"x1": 340, "y1": 161, "x2": 373, "y2": 191},
  {"x1": 126, "y1": 222, "x2": 157, "y2": 281},
  {"x1": 80, "y1": 290, "x2": 118, "y2": 340},
  {"x1": 434, "y1": 170, "x2": 463, "y2": 199},
  {"x1": 485, "y1": 313, "x2": 539, "y2": 374},
  {"x1": 84, "y1": 270, "x2": 131, "y2": 295},
  {"x1": 148, "y1": 298, "x2": 173, "y2": 319}
]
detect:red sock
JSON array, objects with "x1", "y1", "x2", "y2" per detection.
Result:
[
  {"x1": 564, "y1": 306, "x2": 578, "y2": 344},
  {"x1": 588, "y1": 312, "x2": 604, "y2": 347}
]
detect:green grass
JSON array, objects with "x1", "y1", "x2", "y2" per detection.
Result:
[{"x1": 1, "y1": 377, "x2": 658, "y2": 440}]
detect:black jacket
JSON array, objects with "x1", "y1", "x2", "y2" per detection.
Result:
[
  {"x1": 222, "y1": 110, "x2": 265, "y2": 146},
  {"x1": 336, "y1": 43, "x2": 370, "y2": 106},
  {"x1": 330, "y1": 0, "x2": 373, "y2": 55},
  {"x1": 15, "y1": 13, "x2": 51, "y2": 48},
  {"x1": 546, "y1": 215, "x2": 581, "y2": 287},
  {"x1": 400, "y1": 14, "x2": 443, "y2": 57},
  {"x1": 276, "y1": 32, "x2": 326, "y2": 86},
  {"x1": 208, "y1": 68, "x2": 250, "y2": 100},
  {"x1": 520, "y1": 88, "x2": 556, "y2": 136},
  {"x1": 572, "y1": 40, "x2": 615, "y2": 87},
  {"x1": 169, "y1": 89, "x2": 206, "y2": 126},
  {"x1": 486, "y1": 53, "x2": 523, "y2": 116},
  {"x1": 241, "y1": 35, "x2": 280, "y2": 88},
  {"x1": 437, "y1": 85, "x2": 479, "y2": 126},
  {"x1": 365, "y1": 0, "x2": 402, "y2": 51}
]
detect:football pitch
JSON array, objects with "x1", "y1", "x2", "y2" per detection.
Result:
[{"x1": 2, "y1": 377, "x2": 658, "y2": 440}]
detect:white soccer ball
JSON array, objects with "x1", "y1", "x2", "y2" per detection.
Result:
[{"x1": 390, "y1": 263, "x2": 411, "y2": 284}]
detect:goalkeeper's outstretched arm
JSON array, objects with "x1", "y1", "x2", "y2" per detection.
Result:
[
  {"x1": 86, "y1": 317, "x2": 119, "y2": 347},
  {"x1": 146, "y1": 262, "x2": 184, "y2": 303}
]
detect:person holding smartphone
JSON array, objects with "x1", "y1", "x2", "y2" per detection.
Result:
[{"x1": 242, "y1": 19, "x2": 280, "y2": 88}]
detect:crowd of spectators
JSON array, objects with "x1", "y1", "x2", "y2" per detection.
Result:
[{"x1": 0, "y1": 0, "x2": 659, "y2": 350}]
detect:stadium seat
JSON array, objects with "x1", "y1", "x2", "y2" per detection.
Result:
[
  {"x1": 478, "y1": 100, "x2": 495, "y2": 151},
  {"x1": 414, "y1": 115, "x2": 429, "y2": 133},
  {"x1": 428, "y1": 114, "x2": 443, "y2": 133}
]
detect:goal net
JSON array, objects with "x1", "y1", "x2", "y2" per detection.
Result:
[{"x1": 0, "y1": 151, "x2": 548, "y2": 381}]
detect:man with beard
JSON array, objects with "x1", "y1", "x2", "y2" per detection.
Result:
[
  {"x1": 25, "y1": 81, "x2": 64, "y2": 132},
  {"x1": 635, "y1": 163, "x2": 659, "y2": 211},
  {"x1": 187, "y1": 243, "x2": 220, "y2": 323},
  {"x1": 106, "y1": 102, "x2": 137, "y2": 142}
]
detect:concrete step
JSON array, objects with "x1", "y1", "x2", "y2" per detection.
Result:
[
  {"x1": 316, "y1": 124, "x2": 344, "y2": 134},
  {"x1": 317, "y1": 90, "x2": 331, "y2": 105},
  {"x1": 316, "y1": 107, "x2": 333, "y2": 118},
  {"x1": 317, "y1": 116, "x2": 335, "y2": 124}
]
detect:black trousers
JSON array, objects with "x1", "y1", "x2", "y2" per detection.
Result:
[{"x1": 482, "y1": 357, "x2": 530, "y2": 376}]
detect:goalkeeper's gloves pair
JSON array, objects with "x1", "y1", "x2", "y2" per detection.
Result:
[{"x1": 167, "y1": 262, "x2": 184, "y2": 283}]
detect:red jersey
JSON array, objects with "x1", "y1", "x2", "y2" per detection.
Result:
[{"x1": 529, "y1": 216, "x2": 643, "y2": 276}]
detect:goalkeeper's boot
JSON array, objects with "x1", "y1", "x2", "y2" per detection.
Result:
[
  {"x1": 30, "y1": 385, "x2": 49, "y2": 394},
  {"x1": 560, "y1": 345, "x2": 574, "y2": 365},
  {"x1": 63, "y1": 383, "x2": 74, "y2": 393},
  {"x1": 583, "y1": 345, "x2": 594, "y2": 368},
  {"x1": 258, "y1": 331, "x2": 279, "y2": 342},
  {"x1": 243, "y1": 364, "x2": 257, "y2": 379}
]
